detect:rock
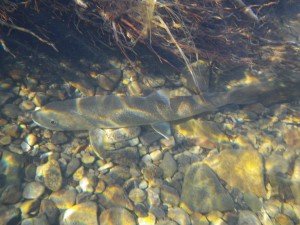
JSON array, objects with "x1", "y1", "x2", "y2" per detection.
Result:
[
  {"x1": 73, "y1": 166, "x2": 85, "y2": 182},
  {"x1": 2, "y1": 124, "x2": 19, "y2": 138},
  {"x1": 147, "y1": 187, "x2": 161, "y2": 208},
  {"x1": 95, "y1": 180, "x2": 106, "y2": 194},
  {"x1": 181, "y1": 163, "x2": 234, "y2": 213},
  {"x1": 0, "y1": 151, "x2": 23, "y2": 185},
  {"x1": 190, "y1": 212, "x2": 209, "y2": 225},
  {"x1": 142, "y1": 165, "x2": 163, "y2": 183},
  {"x1": 142, "y1": 74, "x2": 165, "y2": 88},
  {"x1": 39, "y1": 199, "x2": 59, "y2": 225},
  {"x1": 0, "y1": 91, "x2": 14, "y2": 106},
  {"x1": 137, "y1": 213, "x2": 156, "y2": 225},
  {"x1": 159, "y1": 152, "x2": 177, "y2": 178},
  {"x1": 21, "y1": 215, "x2": 49, "y2": 225},
  {"x1": 282, "y1": 128, "x2": 300, "y2": 149},
  {"x1": 160, "y1": 184, "x2": 180, "y2": 206},
  {"x1": 2, "y1": 104, "x2": 22, "y2": 119},
  {"x1": 51, "y1": 132, "x2": 68, "y2": 145},
  {"x1": 274, "y1": 214, "x2": 294, "y2": 225},
  {"x1": 96, "y1": 69, "x2": 122, "y2": 91},
  {"x1": 104, "y1": 147, "x2": 140, "y2": 166},
  {"x1": 66, "y1": 158, "x2": 81, "y2": 177},
  {"x1": 19, "y1": 199, "x2": 40, "y2": 219},
  {"x1": 60, "y1": 201, "x2": 98, "y2": 225},
  {"x1": 174, "y1": 119, "x2": 228, "y2": 149},
  {"x1": 243, "y1": 193, "x2": 262, "y2": 212},
  {"x1": 98, "y1": 185, "x2": 133, "y2": 210},
  {"x1": 19, "y1": 100, "x2": 35, "y2": 111},
  {"x1": 139, "y1": 131, "x2": 162, "y2": 146},
  {"x1": 0, "y1": 206, "x2": 21, "y2": 225},
  {"x1": 50, "y1": 189, "x2": 77, "y2": 210},
  {"x1": 237, "y1": 210, "x2": 261, "y2": 225},
  {"x1": 79, "y1": 176, "x2": 96, "y2": 192},
  {"x1": 204, "y1": 149, "x2": 266, "y2": 197},
  {"x1": 99, "y1": 207, "x2": 136, "y2": 225},
  {"x1": 33, "y1": 92, "x2": 48, "y2": 107},
  {"x1": 103, "y1": 166, "x2": 131, "y2": 185},
  {"x1": 23, "y1": 182, "x2": 45, "y2": 199},
  {"x1": 291, "y1": 157, "x2": 300, "y2": 204},
  {"x1": 25, "y1": 134, "x2": 38, "y2": 146},
  {"x1": 168, "y1": 207, "x2": 191, "y2": 225},
  {"x1": 129, "y1": 188, "x2": 146, "y2": 204},
  {"x1": 0, "y1": 135, "x2": 11, "y2": 146},
  {"x1": 81, "y1": 153, "x2": 95, "y2": 165},
  {"x1": 156, "y1": 219, "x2": 178, "y2": 225},
  {"x1": 36, "y1": 159, "x2": 62, "y2": 191},
  {"x1": 0, "y1": 184, "x2": 22, "y2": 204}
]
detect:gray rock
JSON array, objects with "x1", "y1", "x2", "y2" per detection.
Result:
[
  {"x1": 159, "y1": 152, "x2": 177, "y2": 178},
  {"x1": 160, "y1": 184, "x2": 180, "y2": 206},
  {"x1": 168, "y1": 207, "x2": 191, "y2": 225},
  {"x1": 99, "y1": 207, "x2": 136, "y2": 225},
  {"x1": 2, "y1": 104, "x2": 22, "y2": 119},
  {"x1": 65, "y1": 158, "x2": 81, "y2": 177},
  {"x1": 291, "y1": 157, "x2": 300, "y2": 204},
  {"x1": 23, "y1": 182, "x2": 45, "y2": 199},
  {"x1": 36, "y1": 159, "x2": 62, "y2": 191},
  {"x1": 129, "y1": 188, "x2": 146, "y2": 204},
  {"x1": 51, "y1": 132, "x2": 68, "y2": 145},
  {"x1": 156, "y1": 219, "x2": 178, "y2": 225},
  {"x1": 39, "y1": 199, "x2": 59, "y2": 225},
  {"x1": 181, "y1": 163, "x2": 234, "y2": 213},
  {"x1": 60, "y1": 201, "x2": 98, "y2": 225},
  {"x1": 104, "y1": 147, "x2": 139, "y2": 166},
  {"x1": 0, "y1": 184, "x2": 22, "y2": 204},
  {"x1": 238, "y1": 210, "x2": 260, "y2": 225},
  {"x1": 50, "y1": 188, "x2": 77, "y2": 210},
  {"x1": 21, "y1": 214, "x2": 49, "y2": 225},
  {"x1": 98, "y1": 185, "x2": 133, "y2": 211},
  {"x1": 0, "y1": 206, "x2": 21, "y2": 225}
]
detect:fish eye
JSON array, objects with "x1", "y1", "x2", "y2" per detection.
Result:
[{"x1": 50, "y1": 120, "x2": 57, "y2": 125}]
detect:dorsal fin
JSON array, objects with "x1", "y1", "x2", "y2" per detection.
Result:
[{"x1": 148, "y1": 89, "x2": 170, "y2": 106}]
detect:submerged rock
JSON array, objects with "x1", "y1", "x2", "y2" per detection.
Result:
[
  {"x1": 174, "y1": 119, "x2": 228, "y2": 149},
  {"x1": 204, "y1": 149, "x2": 266, "y2": 197},
  {"x1": 60, "y1": 201, "x2": 98, "y2": 225},
  {"x1": 23, "y1": 181, "x2": 45, "y2": 199},
  {"x1": 181, "y1": 163, "x2": 234, "y2": 213},
  {"x1": 36, "y1": 159, "x2": 62, "y2": 191},
  {"x1": 99, "y1": 207, "x2": 136, "y2": 225}
]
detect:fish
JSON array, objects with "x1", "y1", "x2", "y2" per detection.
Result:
[{"x1": 32, "y1": 80, "x2": 300, "y2": 158}]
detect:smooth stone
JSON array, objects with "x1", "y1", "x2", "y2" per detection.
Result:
[
  {"x1": 21, "y1": 215, "x2": 49, "y2": 225},
  {"x1": 147, "y1": 187, "x2": 161, "y2": 207},
  {"x1": 137, "y1": 213, "x2": 156, "y2": 225},
  {"x1": 129, "y1": 188, "x2": 146, "y2": 204},
  {"x1": 0, "y1": 91, "x2": 14, "y2": 106},
  {"x1": 79, "y1": 176, "x2": 96, "y2": 192},
  {"x1": 274, "y1": 214, "x2": 294, "y2": 225},
  {"x1": 65, "y1": 158, "x2": 81, "y2": 177},
  {"x1": 263, "y1": 199, "x2": 282, "y2": 218},
  {"x1": 0, "y1": 135, "x2": 11, "y2": 145},
  {"x1": 181, "y1": 163, "x2": 234, "y2": 213},
  {"x1": 243, "y1": 193, "x2": 262, "y2": 212},
  {"x1": 2, "y1": 124, "x2": 20, "y2": 138},
  {"x1": 60, "y1": 201, "x2": 98, "y2": 225},
  {"x1": 0, "y1": 184, "x2": 22, "y2": 204},
  {"x1": 0, "y1": 206, "x2": 21, "y2": 225},
  {"x1": 156, "y1": 219, "x2": 178, "y2": 225},
  {"x1": 174, "y1": 119, "x2": 228, "y2": 149},
  {"x1": 19, "y1": 199, "x2": 40, "y2": 219},
  {"x1": 104, "y1": 147, "x2": 140, "y2": 166},
  {"x1": 265, "y1": 153, "x2": 289, "y2": 176},
  {"x1": 168, "y1": 207, "x2": 191, "y2": 225},
  {"x1": 142, "y1": 165, "x2": 163, "y2": 183},
  {"x1": 51, "y1": 132, "x2": 68, "y2": 145},
  {"x1": 39, "y1": 199, "x2": 59, "y2": 225},
  {"x1": 204, "y1": 149, "x2": 266, "y2": 197},
  {"x1": 81, "y1": 153, "x2": 95, "y2": 165},
  {"x1": 19, "y1": 100, "x2": 35, "y2": 111},
  {"x1": 282, "y1": 128, "x2": 300, "y2": 149},
  {"x1": 99, "y1": 207, "x2": 136, "y2": 225},
  {"x1": 33, "y1": 92, "x2": 48, "y2": 107},
  {"x1": 36, "y1": 159, "x2": 62, "y2": 191},
  {"x1": 50, "y1": 189, "x2": 77, "y2": 210},
  {"x1": 139, "y1": 131, "x2": 162, "y2": 146},
  {"x1": 160, "y1": 184, "x2": 180, "y2": 206},
  {"x1": 2, "y1": 104, "x2": 22, "y2": 119},
  {"x1": 73, "y1": 166, "x2": 85, "y2": 182},
  {"x1": 98, "y1": 185, "x2": 133, "y2": 210},
  {"x1": 159, "y1": 152, "x2": 177, "y2": 178},
  {"x1": 237, "y1": 210, "x2": 261, "y2": 225},
  {"x1": 25, "y1": 134, "x2": 38, "y2": 146},
  {"x1": 94, "y1": 180, "x2": 106, "y2": 194},
  {"x1": 23, "y1": 181, "x2": 45, "y2": 199},
  {"x1": 0, "y1": 151, "x2": 23, "y2": 185},
  {"x1": 291, "y1": 157, "x2": 300, "y2": 204},
  {"x1": 190, "y1": 212, "x2": 209, "y2": 225},
  {"x1": 103, "y1": 166, "x2": 131, "y2": 185}
]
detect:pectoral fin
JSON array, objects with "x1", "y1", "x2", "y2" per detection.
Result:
[
  {"x1": 89, "y1": 129, "x2": 105, "y2": 159},
  {"x1": 151, "y1": 122, "x2": 171, "y2": 139}
]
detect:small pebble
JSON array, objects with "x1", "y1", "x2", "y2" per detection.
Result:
[{"x1": 23, "y1": 181, "x2": 45, "y2": 199}]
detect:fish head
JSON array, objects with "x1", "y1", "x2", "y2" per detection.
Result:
[{"x1": 31, "y1": 100, "x2": 95, "y2": 131}]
